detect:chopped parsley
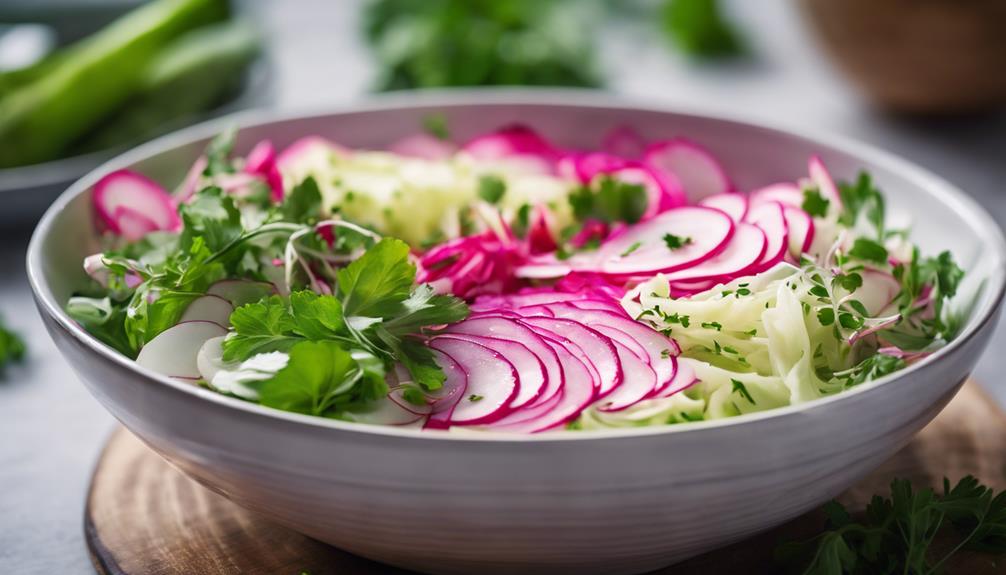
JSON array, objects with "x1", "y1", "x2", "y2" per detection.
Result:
[
  {"x1": 730, "y1": 379, "x2": 756, "y2": 404},
  {"x1": 801, "y1": 186, "x2": 830, "y2": 218},
  {"x1": 477, "y1": 174, "x2": 506, "y2": 204},
  {"x1": 620, "y1": 241, "x2": 642, "y2": 258},
  {"x1": 662, "y1": 233, "x2": 693, "y2": 250}
]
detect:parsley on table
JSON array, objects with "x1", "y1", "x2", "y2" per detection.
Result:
[
  {"x1": 776, "y1": 476, "x2": 1006, "y2": 574},
  {"x1": 0, "y1": 316, "x2": 26, "y2": 374}
]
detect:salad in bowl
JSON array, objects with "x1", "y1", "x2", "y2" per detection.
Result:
[{"x1": 68, "y1": 121, "x2": 966, "y2": 433}]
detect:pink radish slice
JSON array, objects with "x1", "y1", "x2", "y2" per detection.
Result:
[
  {"x1": 387, "y1": 386, "x2": 434, "y2": 416},
  {"x1": 514, "y1": 259, "x2": 573, "y2": 280},
  {"x1": 567, "y1": 298, "x2": 626, "y2": 314},
  {"x1": 93, "y1": 170, "x2": 181, "y2": 236},
  {"x1": 596, "y1": 206, "x2": 735, "y2": 275},
  {"x1": 699, "y1": 192, "x2": 748, "y2": 222},
  {"x1": 428, "y1": 337, "x2": 518, "y2": 425},
  {"x1": 114, "y1": 206, "x2": 161, "y2": 241},
  {"x1": 207, "y1": 279, "x2": 277, "y2": 306},
  {"x1": 749, "y1": 182, "x2": 803, "y2": 209},
  {"x1": 601, "y1": 125, "x2": 647, "y2": 159},
  {"x1": 389, "y1": 134, "x2": 457, "y2": 160},
  {"x1": 538, "y1": 303, "x2": 679, "y2": 383},
  {"x1": 644, "y1": 139, "x2": 733, "y2": 202},
  {"x1": 558, "y1": 151, "x2": 627, "y2": 183},
  {"x1": 526, "y1": 204, "x2": 559, "y2": 254},
  {"x1": 136, "y1": 320, "x2": 227, "y2": 379},
  {"x1": 669, "y1": 279, "x2": 717, "y2": 295},
  {"x1": 783, "y1": 206, "x2": 815, "y2": 257},
  {"x1": 434, "y1": 334, "x2": 545, "y2": 410},
  {"x1": 603, "y1": 165, "x2": 686, "y2": 217},
  {"x1": 179, "y1": 294, "x2": 234, "y2": 325},
  {"x1": 462, "y1": 124, "x2": 559, "y2": 166},
  {"x1": 518, "y1": 316, "x2": 622, "y2": 397},
  {"x1": 471, "y1": 291, "x2": 585, "y2": 312},
  {"x1": 662, "y1": 223, "x2": 767, "y2": 283},
  {"x1": 856, "y1": 269, "x2": 901, "y2": 315},
  {"x1": 654, "y1": 357, "x2": 696, "y2": 398},
  {"x1": 276, "y1": 136, "x2": 344, "y2": 171},
  {"x1": 745, "y1": 202, "x2": 789, "y2": 269},
  {"x1": 441, "y1": 316, "x2": 562, "y2": 408},
  {"x1": 244, "y1": 140, "x2": 283, "y2": 201},
  {"x1": 175, "y1": 155, "x2": 208, "y2": 204},
  {"x1": 425, "y1": 351, "x2": 468, "y2": 429},
  {"x1": 488, "y1": 338, "x2": 596, "y2": 433},
  {"x1": 595, "y1": 342, "x2": 658, "y2": 411},
  {"x1": 808, "y1": 156, "x2": 843, "y2": 209}
]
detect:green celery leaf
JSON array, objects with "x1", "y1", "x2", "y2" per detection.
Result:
[
  {"x1": 258, "y1": 340, "x2": 358, "y2": 416},
  {"x1": 282, "y1": 176, "x2": 323, "y2": 223},
  {"x1": 223, "y1": 295, "x2": 301, "y2": 361},
  {"x1": 337, "y1": 238, "x2": 415, "y2": 318}
]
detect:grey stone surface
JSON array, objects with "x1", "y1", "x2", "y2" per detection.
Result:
[{"x1": 0, "y1": 0, "x2": 1002, "y2": 572}]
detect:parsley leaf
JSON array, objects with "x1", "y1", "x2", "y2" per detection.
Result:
[
  {"x1": 731, "y1": 378, "x2": 756, "y2": 404},
  {"x1": 281, "y1": 176, "x2": 323, "y2": 223},
  {"x1": 422, "y1": 113, "x2": 450, "y2": 140},
  {"x1": 663, "y1": 233, "x2": 693, "y2": 250},
  {"x1": 848, "y1": 238, "x2": 888, "y2": 264},
  {"x1": 838, "y1": 171, "x2": 886, "y2": 240},
  {"x1": 223, "y1": 295, "x2": 301, "y2": 361},
  {"x1": 477, "y1": 174, "x2": 506, "y2": 204},
  {"x1": 802, "y1": 186, "x2": 830, "y2": 218},
  {"x1": 570, "y1": 176, "x2": 648, "y2": 225},
  {"x1": 337, "y1": 238, "x2": 415, "y2": 318},
  {"x1": 178, "y1": 188, "x2": 243, "y2": 254}
]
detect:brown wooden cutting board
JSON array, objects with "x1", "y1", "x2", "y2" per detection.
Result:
[{"x1": 86, "y1": 380, "x2": 1006, "y2": 575}]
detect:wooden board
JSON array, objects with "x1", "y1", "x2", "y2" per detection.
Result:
[{"x1": 86, "y1": 380, "x2": 1006, "y2": 575}]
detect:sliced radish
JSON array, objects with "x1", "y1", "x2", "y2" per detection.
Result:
[
  {"x1": 472, "y1": 290, "x2": 585, "y2": 312},
  {"x1": 136, "y1": 320, "x2": 227, "y2": 379},
  {"x1": 196, "y1": 335, "x2": 227, "y2": 383},
  {"x1": 783, "y1": 206, "x2": 815, "y2": 258},
  {"x1": 488, "y1": 338, "x2": 595, "y2": 433},
  {"x1": 207, "y1": 280, "x2": 277, "y2": 306},
  {"x1": 434, "y1": 334, "x2": 545, "y2": 410},
  {"x1": 428, "y1": 337, "x2": 518, "y2": 425},
  {"x1": 244, "y1": 140, "x2": 283, "y2": 202},
  {"x1": 745, "y1": 202, "x2": 789, "y2": 269},
  {"x1": 567, "y1": 298, "x2": 626, "y2": 314},
  {"x1": 750, "y1": 182, "x2": 803, "y2": 209},
  {"x1": 518, "y1": 316, "x2": 622, "y2": 397},
  {"x1": 345, "y1": 392, "x2": 427, "y2": 426},
  {"x1": 601, "y1": 125, "x2": 647, "y2": 159},
  {"x1": 389, "y1": 134, "x2": 457, "y2": 161},
  {"x1": 663, "y1": 223, "x2": 767, "y2": 283},
  {"x1": 179, "y1": 295, "x2": 234, "y2": 325},
  {"x1": 596, "y1": 206, "x2": 735, "y2": 276},
  {"x1": 603, "y1": 164, "x2": 686, "y2": 217},
  {"x1": 276, "y1": 136, "x2": 344, "y2": 171},
  {"x1": 425, "y1": 350, "x2": 468, "y2": 429},
  {"x1": 442, "y1": 316, "x2": 562, "y2": 408},
  {"x1": 526, "y1": 204, "x2": 559, "y2": 254},
  {"x1": 462, "y1": 124, "x2": 559, "y2": 171},
  {"x1": 558, "y1": 151, "x2": 627, "y2": 183},
  {"x1": 808, "y1": 156, "x2": 843, "y2": 210},
  {"x1": 93, "y1": 170, "x2": 181, "y2": 238},
  {"x1": 699, "y1": 192, "x2": 748, "y2": 222},
  {"x1": 644, "y1": 139, "x2": 733, "y2": 202},
  {"x1": 595, "y1": 342, "x2": 657, "y2": 411},
  {"x1": 653, "y1": 357, "x2": 697, "y2": 398},
  {"x1": 174, "y1": 155, "x2": 208, "y2": 204},
  {"x1": 856, "y1": 269, "x2": 901, "y2": 315}
]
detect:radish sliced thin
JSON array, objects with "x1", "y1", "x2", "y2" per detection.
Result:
[
  {"x1": 596, "y1": 342, "x2": 658, "y2": 411},
  {"x1": 745, "y1": 202, "x2": 789, "y2": 269},
  {"x1": 808, "y1": 156, "x2": 843, "y2": 210},
  {"x1": 114, "y1": 206, "x2": 161, "y2": 241},
  {"x1": 857, "y1": 269, "x2": 901, "y2": 315},
  {"x1": 699, "y1": 192, "x2": 748, "y2": 223},
  {"x1": 93, "y1": 169, "x2": 181, "y2": 237},
  {"x1": 434, "y1": 334, "x2": 545, "y2": 410},
  {"x1": 244, "y1": 140, "x2": 284, "y2": 201},
  {"x1": 783, "y1": 206, "x2": 815, "y2": 258},
  {"x1": 518, "y1": 316, "x2": 623, "y2": 397},
  {"x1": 346, "y1": 392, "x2": 427, "y2": 426},
  {"x1": 750, "y1": 182, "x2": 803, "y2": 209},
  {"x1": 663, "y1": 223, "x2": 767, "y2": 283},
  {"x1": 179, "y1": 294, "x2": 234, "y2": 325},
  {"x1": 653, "y1": 357, "x2": 697, "y2": 398},
  {"x1": 644, "y1": 139, "x2": 733, "y2": 202},
  {"x1": 136, "y1": 320, "x2": 227, "y2": 379},
  {"x1": 425, "y1": 350, "x2": 468, "y2": 429},
  {"x1": 428, "y1": 337, "x2": 518, "y2": 425},
  {"x1": 596, "y1": 206, "x2": 735, "y2": 275},
  {"x1": 389, "y1": 134, "x2": 457, "y2": 161}
]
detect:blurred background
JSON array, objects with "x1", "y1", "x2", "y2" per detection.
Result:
[{"x1": 1, "y1": 0, "x2": 1004, "y2": 572}]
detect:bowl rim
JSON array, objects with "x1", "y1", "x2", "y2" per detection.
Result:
[{"x1": 26, "y1": 88, "x2": 1006, "y2": 443}]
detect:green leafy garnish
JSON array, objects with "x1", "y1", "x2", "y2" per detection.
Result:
[
  {"x1": 730, "y1": 378, "x2": 756, "y2": 404},
  {"x1": 422, "y1": 113, "x2": 450, "y2": 140},
  {"x1": 0, "y1": 316, "x2": 26, "y2": 374},
  {"x1": 569, "y1": 176, "x2": 648, "y2": 225},
  {"x1": 281, "y1": 176, "x2": 323, "y2": 223},
  {"x1": 839, "y1": 171, "x2": 886, "y2": 240},
  {"x1": 848, "y1": 238, "x2": 889, "y2": 264},
  {"x1": 477, "y1": 174, "x2": 506, "y2": 204},
  {"x1": 620, "y1": 242, "x2": 642, "y2": 258},
  {"x1": 802, "y1": 187, "x2": 830, "y2": 218},
  {"x1": 663, "y1": 233, "x2": 693, "y2": 251},
  {"x1": 337, "y1": 238, "x2": 416, "y2": 318}
]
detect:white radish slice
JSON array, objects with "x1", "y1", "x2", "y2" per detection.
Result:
[
  {"x1": 207, "y1": 279, "x2": 277, "y2": 306},
  {"x1": 745, "y1": 202, "x2": 789, "y2": 268},
  {"x1": 434, "y1": 334, "x2": 545, "y2": 410},
  {"x1": 595, "y1": 342, "x2": 658, "y2": 411},
  {"x1": 179, "y1": 295, "x2": 234, "y2": 325},
  {"x1": 783, "y1": 206, "x2": 815, "y2": 257},
  {"x1": 644, "y1": 139, "x2": 733, "y2": 202},
  {"x1": 389, "y1": 134, "x2": 457, "y2": 160},
  {"x1": 489, "y1": 338, "x2": 596, "y2": 433},
  {"x1": 93, "y1": 170, "x2": 181, "y2": 236},
  {"x1": 856, "y1": 269, "x2": 902, "y2": 315},
  {"x1": 442, "y1": 316, "x2": 563, "y2": 408},
  {"x1": 596, "y1": 207, "x2": 735, "y2": 276},
  {"x1": 114, "y1": 206, "x2": 161, "y2": 241},
  {"x1": 428, "y1": 337, "x2": 518, "y2": 425},
  {"x1": 653, "y1": 357, "x2": 697, "y2": 398},
  {"x1": 663, "y1": 223, "x2": 767, "y2": 283},
  {"x1": 425, "y1": 351, "x2": 468, "y2": 429},
  {"x1": 518, "y1": 316, "x2": 623, "y2": 397},
  {"x1": 699, "y1": 192, "x2": 749, "y2": 222},
  {"x1": 540, "y1": 303, "x2": 679, "y2": 385},
  {"x1": 750, "y1": 182, "x2": 803, "y2": 209},
  {"x1": 196, "y1": 335, "x2": 227, "y2": 383},
  {"x1": 808, "y1": 156, "x2": 843, "y2": 209},
  {"x1": 136, "y1": 320, "x2": 227, "y2": 379}
]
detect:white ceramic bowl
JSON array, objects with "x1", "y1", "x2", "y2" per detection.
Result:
[{"x1": 27, "y1": 92, "x2": 1006, "y2": 575}]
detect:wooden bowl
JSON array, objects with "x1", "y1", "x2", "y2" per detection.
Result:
[{"x1": 798, "y1": 0, "x2": 1006, "y2": 114}]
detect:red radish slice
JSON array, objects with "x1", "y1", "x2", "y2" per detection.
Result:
[
  {"x1": 669, "y1": 279, "x2": 717, "y2": 295},
  {"x1": 425, "y1": 351, "x2": 468, "y2": 429},
  {"x1": 526, "y1": 204, "x2": 559, "y2": 254},
  {"x1": 699, "y1": 192, "x2": 748, "y2": 223},
  {"x1": 114, "y1": 206, "x2": 161, "y2": 241},
  {"x1": 276, "y1": 136, "x2": 344, "y2": 171},
  {"x1": 428, "y1": 337, "x2": 518, "y2": 425},
  {"x1": 663, "y1": 223, "x2": 767, "y2": 283},
  {"x1": 808, "y1": 156, "x2": 843, "y2": 209},
  {"x1": 93, "y1": 170, "x2": 181, "y2": 237},
  {"x1": 207, "y1": 280, "x2": 277, "y2": 306},
  {"x1": 567, "y1": 298, "x2": 626, "y2": 314},
  {"x1": 244, "y1": 140, "x2": 283, "y2": 201},
  {"x1": 179, "y1": 294, "x2": 234, "y2": 325},
  {"x1": 605, "y1": 164, "x2": 687, "y2": 217},
  {"x1": 654, "y1": 357, "x2": 697, "y2": 398},
  {"x1": 539, "y1": 303, "x2": 679, "y2": 385},
  {"x1": 136, "y1": 320, "x2": 227, "y2": 379},
  {"x1": 442, "y1": 316, "x2": 562, "y2": 408},
  {"x1": 644, "y1": 139, "x2": 733, "y2": 202},
  {"x1": 750, "y1": 182, "x2": 803, "y2": 209},
  {"x1": 434, "y1": 334, "x2": 545, "y2": 410},
  {"x1": 596, "y1": 342, "x2": 658, "y2": 411},
  {"x1": 596, "y1": 206, "x2": 735, "y2": 275},
  {"x1": 558, "y1": 151, "x2": 627, "y2": 183},
  {"x1": 783, "y1": 206, "x2": 815, "y2": 257},
  {"x1": 175, "y1": 155, "x2": 208, "y2": 204},
  {"x1": 518, "y1": 316, "x2": 622, "y2": 397},
  {"x1": 387, "y1": 386, "x2": 435, "y2": 416},
  {"x1": 856, "y1": 269, "x2": 901, "y2": 315},
  {"x1": 601, "y1": 125, "x2": 647, "y2": 159},
  {"x1": 745, "y1": 202, "x2": 789, "y2": 268},
  {"x1": 489, "y1": 338, "x2": 595, "y2": 433},
  {"x1": 389, "y1": 134, "x2": 457, "y2": 160},
  {"x1": 472, "y1": 291, "x2": 585, "y2": 312},
  {"x1": 462, "y1": 124, "x2": 559, "y2": 167}
]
